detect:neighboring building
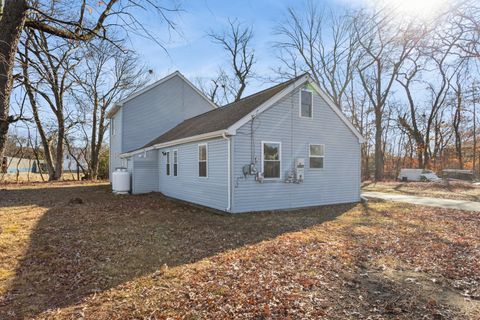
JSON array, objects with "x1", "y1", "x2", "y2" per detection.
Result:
[
  {"x1": 1, "y1": 156, "x2": 43, "y2": 174},
  {"x1": 112, "y1": 72, "x2": 365, "y2": 213},
  {"x1": 63, "y1": 149, "x2": 88, "y2": 173},
  {"x1": 107, "y1": 71, "x2": 217, "y2": 178}
]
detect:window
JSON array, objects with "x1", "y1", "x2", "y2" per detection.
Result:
[
  {"x1": 173, "y1": 150, "x2": 178, "y2": 176},
  {"x1": 198, "y1": 144, "x2": 207, "y2": 177},
  {"x1": 166, "y1": 151, "x2": 170, "y2": 175},
  {"x1": 111, "y1": 118, "x2": 115, "y2": 135},
  {"x1": 309, "y1": 144, "x2": 324, "y2": 169},
  {"x1": 262, "y1": 142, "x2": 281, "y2": 179},
  {"x1": 300, "y1": 89, "x2": 313, "y2": 118}
]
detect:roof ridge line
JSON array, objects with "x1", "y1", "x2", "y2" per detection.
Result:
[
  {"x1": 183, "y1": 73, "x2": 309, "y2": 122},
  {"x1": 221, "y1": 73, "x2": 309, "y2": 108}
]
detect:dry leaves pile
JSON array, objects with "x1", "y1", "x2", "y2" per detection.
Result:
[{"x1": 0, "y1": 182, "x2": 478, "y2": 319}]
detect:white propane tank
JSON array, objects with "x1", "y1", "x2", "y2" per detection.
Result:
[{"x1": 112, "y1": 167, "x2": 131, "y2": 194}]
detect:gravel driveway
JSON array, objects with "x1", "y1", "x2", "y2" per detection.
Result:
[{"x1": 363, "y1": 191, "x2": 480, "y2": 212}]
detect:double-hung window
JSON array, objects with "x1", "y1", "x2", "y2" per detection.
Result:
[
  {"x1": 173, "y1": 150, "x2": 178, "y2": 176},
  {"x1": 198, "y1": 144, "x2": 207, "y2": 177},
  {"x1": 166, "y1": 151, "x2": 170, "y2": 175},
  {"x1": 262, "y1": 142, "x2": 281, "y2": 179},
  {"x1": 300, "y1": 89, "x2": 313, "y2": 118},
  {"x1": 309, "y1": 144, "x2": 325, "y2": 169}
]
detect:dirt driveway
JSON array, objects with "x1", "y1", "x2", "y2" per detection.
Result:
[{"x1": 363, "y1": 191, "x2": 480, "y2": 211}]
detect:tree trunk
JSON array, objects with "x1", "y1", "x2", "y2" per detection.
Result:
[
  {"x1": 417, "y1": 147, "x2": 424, "y2": 169},
  {"x1": 53, "y1": 116, "x2": 65, "y2": 180},
  {"x1": 374, "y1": 109, "x2": 384, "y2": 180},
  {"x1": 453, "y1": 90, "x2": 463, "y2": 169},
  {"x1": 0, "y1": 0, "x2": 28, "y2": 161}
]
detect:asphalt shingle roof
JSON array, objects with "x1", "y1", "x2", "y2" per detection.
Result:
[{"x1": 137, "y1": 74, "x2": 307, "y2": 151}]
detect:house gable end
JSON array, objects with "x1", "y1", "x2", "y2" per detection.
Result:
[
  {"x1": 120, "y1": 73, "x2": 217, "y2": 153},
  {"x1": 228, "y1": 75, "x2": 365, "y2": 143},
  {"x1": 107, "y1": 71, "x2": 217, "y2": 119}
]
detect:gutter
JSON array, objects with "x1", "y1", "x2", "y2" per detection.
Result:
[
  {"x1": 120, "y1": 129, "x2": 232, "y2": 158},
  {"x1": 222, "y1": 132, "x2": 232, "y2": 212}
]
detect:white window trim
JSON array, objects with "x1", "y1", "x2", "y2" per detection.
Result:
[
  {"x1": 165, "y1": 151, "x2": 170, "y2": 176},
  {"x1": 173, "y1": 149, "x2": 178, "y2": 177},
  {"x1": 309, "y1": 144, "x2": 325, "y2": 169},
  {"x1": 261, "y1": 141, "x2": 282, "y2": 180},
  {"x1": 198, "y1": 143, "x2": 208, "y2": 178},
  {"x1": 299, "y1": 89, "x2": 313, "y2": 119}
]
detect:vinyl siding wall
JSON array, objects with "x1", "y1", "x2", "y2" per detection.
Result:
[
  {"x1": 131, "y1": 150, "x2": 159, "y2": 194},
  {"x1": 158, "y1": 138, "x2": 229, "y2": 211},
  {"x1": 231, "y1": 86, "x2": 361, "y2": 213},
  {"x1": 121, "y1": 75, "x2": 214, "y2": 153}
]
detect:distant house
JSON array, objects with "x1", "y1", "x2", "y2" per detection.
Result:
[
  {"x1": 63, "y1": 149, "x2": 87, "y2": 173},
  {"x1": 108, "y1": 71, "x2": 364, "y2": 213},
  {"x1": 1, "y1": 156, "x2": 43, "y2": 174}
]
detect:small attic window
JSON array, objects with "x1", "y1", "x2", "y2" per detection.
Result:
[{"x1": 300, "y1": 89, "x2": 313, "y2": 118}]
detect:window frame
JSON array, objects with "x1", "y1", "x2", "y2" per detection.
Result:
[
  {"x1": 173, "y1": 149, "x2": 178, "y2": 177},
  {"x1": 165, "y1": 151, "x2": 170, "y2": 176},
  {"x1": 261, "y1": 141, "x2": 282, "y2": 180},
  {"x1": 309, "y1": 144, "x2": 325, "y2": 169},
  {"x1": 198, "y1": 143, "x2": 208, "y2": 178},
  {"x1": 299, "y1": 89, "x2": 313, "y2": 119}
]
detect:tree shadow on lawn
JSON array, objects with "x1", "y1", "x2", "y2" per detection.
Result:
[
  {"x1": 0, "y1": 184, "x2": 354, "y2": 319},
  {"x1": 340, "y1": 203, "x2": 480, "y2": 318}
]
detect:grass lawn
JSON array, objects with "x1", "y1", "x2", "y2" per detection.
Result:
[
  {"x1": 363, "y1": 180, "x2": 480, "y2": 202},
  {"x1": 0, "y1": 182, "x2": 479, "y2": 319}
]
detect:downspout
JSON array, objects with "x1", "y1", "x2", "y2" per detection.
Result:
[{"x1": 222, "y1": 132, "x2": 231, "y2": 212}]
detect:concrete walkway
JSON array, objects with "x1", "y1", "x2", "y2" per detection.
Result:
[{"x1": 362, "y1": 191, "x2": 480, "y2": 212}]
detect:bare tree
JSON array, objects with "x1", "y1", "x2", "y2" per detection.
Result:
[
  {"x1": 275, "y1": 4, "x2": 359, "y2": 109},
  {"x1": 19, "y1": 29, "x2": 81, "y2": 180},
  {"x1": 72, "y1": 40, "x2": 147, "y2": 179},
  {"x1": 208, "y1": 19, "x2": 255, "y2": 103},
  {"x1": 345, "y1": 81, "x2": 373, "y2": 178},
  {"x1": 354, "y1": 10, "x2": 425, "y2": 180},
  {"x1": 452, "y1": 0, "x2": 480, "y2": 59},
  {"x1": 195, "y1": 70, "x2": 230, "y2": 106},
  {"x1": 452, "y1": 82, "x2": 463, "y2": 168},
  {"x1": 396, "y1": 51, "x2": 427, "y2": 168},
  {"x1": 0, "y1": 0, "x2": 180, "y2": 164}
]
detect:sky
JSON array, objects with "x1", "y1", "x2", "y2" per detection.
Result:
[
  {"x1": 9, "y1": 0, "x2": 454, "y2": 138},
  {"x1": 128, "y1": 0, "x2": 452, "y2": 95},
  {"x1": 127, "y1": 0, "x2": 452, "y2": 90},
  {"x1": 127, "y1": 0, "x2": 354, "y2": 95}
]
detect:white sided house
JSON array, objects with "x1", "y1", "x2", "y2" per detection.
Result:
[{"x1": 111, "y1": 72, "x2": 365, "y2": 213}]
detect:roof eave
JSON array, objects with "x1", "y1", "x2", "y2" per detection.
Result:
[
  {"x1": 106, "y1": 104, "x2": 122, "y2": 119},
  {"x1": 120, "y1": 129, "x2": 232, "y2": 158}
]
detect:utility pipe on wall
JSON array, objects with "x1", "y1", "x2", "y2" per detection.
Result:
[{"x1": 222, "y1": 132, "x2": 232, "y2": 212}]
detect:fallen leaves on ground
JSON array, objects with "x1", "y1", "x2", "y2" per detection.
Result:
[{"x1": 0, "y1": 182, "x2": 478, "y2": 319}]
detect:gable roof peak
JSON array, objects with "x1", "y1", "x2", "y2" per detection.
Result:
[{"x1": 107, "y1": 70, "x2": 217, "y2": 119}]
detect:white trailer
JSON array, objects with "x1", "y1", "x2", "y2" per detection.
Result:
[{"x1": 398, "y1": 169, "x2": 441, "y2": 182}]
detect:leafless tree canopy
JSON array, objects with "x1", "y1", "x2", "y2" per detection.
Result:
[
  {"x1": 0, "y1": 0, "x2": 180, "y2": 165},
  {"x1": 201, "y1": 19, "x2": 255, "y2": 105},
  {"x1": 69, "y1": 40, "x2": 148, "y2": 179}
]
